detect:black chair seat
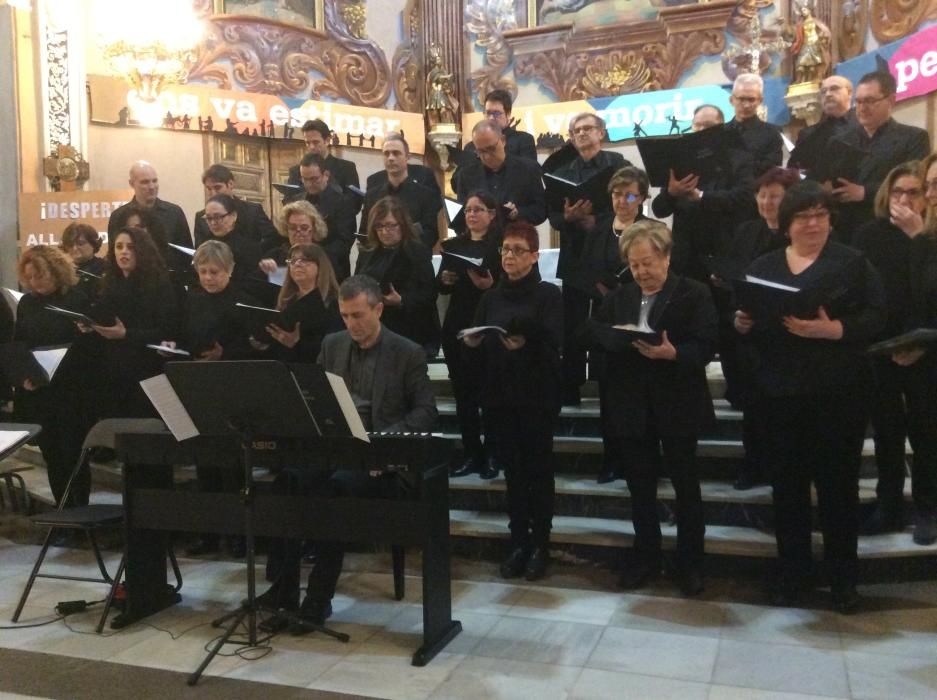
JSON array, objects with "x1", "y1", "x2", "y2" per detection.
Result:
[{"x1": 31, "y1": 505, "x2": 124, "y2": 528}]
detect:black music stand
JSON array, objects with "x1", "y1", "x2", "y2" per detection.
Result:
[{"x1": 155, "y1": 361, "x2": 350, "y2": 685}]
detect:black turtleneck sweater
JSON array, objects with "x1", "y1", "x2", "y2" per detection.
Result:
[{"x1": 470, "y1": 269, "x2": 563, "y2": 410}]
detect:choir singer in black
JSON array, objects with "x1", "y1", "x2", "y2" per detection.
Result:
[
  {"x1": 734, "y1": 182, "x2": 886, "y2": 613},
  {"x1": 580, "y1": 221, "x2": 717, "y2": 596}
]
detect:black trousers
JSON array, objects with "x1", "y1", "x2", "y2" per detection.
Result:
[
  {"x1": 763, "y1": 390, "x2": 867, "y2": 590},
  {"x1": 598, "y1": 380, "x2": 625, "y2": 473},
  {"x1": 490, "y1": 407, "x2": 556, "y2": 548},
  {"x1": 266, "y1": 468, "x2": 389, "y2": 605},
  {"x1": 870, "y1": 360, "x2": 937, "y2": 517},
  {"x1": 442, "y1": 334, "x2": 492, "y2": 462},
  {"x1": 561, "y1": 286, "x2": 590, "y2": 396},
  {"x1": 620, "y1": 432, "x2": 704, "y2": 572}
]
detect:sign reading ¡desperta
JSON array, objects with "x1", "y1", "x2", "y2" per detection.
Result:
[
  {"x1": 462, "y1": 85, "x2": 735, "y2": 140},
  {"x1": 836, "y1": 24, "x2": 937, "y2": 102}
]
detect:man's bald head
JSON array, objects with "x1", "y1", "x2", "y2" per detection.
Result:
[{"x1": 128, "y1": 161, "x2": 159, "y2": 208}]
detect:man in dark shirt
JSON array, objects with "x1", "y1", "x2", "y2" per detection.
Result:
[
  {"x1": 791, "y1": 75, "x2": 856, "y2": 160},
  {"x1": 108, "y1": 160, "x2": 191, "y2": 249},
  {"x1": 827, "y1": 70, "x2": 931, "y2": 242},
  {"x1": 290, "y1": 153, "x2": 358, "y2": 280},
  {"x1": 258, "y1": 275, "x2": 437, "y2": 630},
  {"x1": 453, "y1": 89, "x2": 538, "y2": 191},
  {"x1": 287, "y1": 119, "x2": 361, "y2": 210},
  {"x1": 360, "y1": 133, "x2": 442, "y2": 249},
  {"x1": 455, "y1": 120, "x2": 546, "y2": 226},
  {"x1": 193, "y1": 164, "x2": 280, "y2": 250},
  {"x1": 726, "y1": 73, "x2": 782, "y2": 178},
  {"x1": 548, "y1": 112, "x2": 627, "y2": 405}
]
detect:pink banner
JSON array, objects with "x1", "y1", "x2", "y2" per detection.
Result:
[{"x1": 891, "y1": 24, "x2": 937, "y2": 101}]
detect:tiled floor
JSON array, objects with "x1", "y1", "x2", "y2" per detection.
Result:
[{"x1": 2, "y1": 536, "x2": 937, "y2": 699}]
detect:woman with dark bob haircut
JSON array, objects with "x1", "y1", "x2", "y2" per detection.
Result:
[
  {"x1": 851, "y1": 161, "x2": 937, "y2": 544},
  {"x1": 355, "y1": 196, "x2": 438, "y2": 357},
  {"x1": 60, "y1": 222, "x2": 105, "y2": 292},
  {"x1": 83, "y1": 226, "x2": 181, "y2": 418},
  {"x1": 735, "y1": 181, "x2": 886, "y2": 613},
  {"x1": 462, "y1": 221, "x2": 562, "y2": 581}
]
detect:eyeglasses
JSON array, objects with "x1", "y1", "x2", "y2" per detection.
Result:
[
  {"x1": 855, "y1": 95, "x2": 888, "y2": 107},
  {"x1": 484, "y1": 110, "x2": 505, "y2": 119},
  {"x1": 612, "y1": 192, "x2": 641, "y2": 203},
  {"x1": 287, "y1": 224, "x2": 314, "y2": 234},
  {"x1": 891, "y1": 187, "x2": 924, "y2": 199},
  {"x1": 288, "y1": 258, "x2": 314, "y2": 267},
  {"x1": 791, "y1": 209, "x2": 831, "y2": 223},
  {"x1": 375, "y1": 222, "x2": 400, "y2": 232},
  {"x1": 571, "y1": 124, "x2": 598, "y2": 136},
  {"x1": 476, "y1": 143, "x2": 501, "y2": 156},
  {"x1": 204, "y1": 213, "x2": 232, "y2": 223},
  {"x1": 464, "y1": 207, "x2": 493, "y2": 215},
  {"x1": 498, "y1": 245, "x2": 531, "y2": 257},
  {"x1": 819, "y1": 85, "x2": 846, "y2": 94}
]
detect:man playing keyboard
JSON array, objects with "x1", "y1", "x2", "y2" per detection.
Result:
[{"x1": 259, "y1": 274, "x2": 437, "y2": 631}]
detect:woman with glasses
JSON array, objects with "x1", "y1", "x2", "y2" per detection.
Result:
[
  {"x1": 13, "y1": 246, "x2": 94, "y2": 507},
  {"x1": 462, "y1": 221, "x2": 562, "y2": 581},
  {"x1": 355, "y1": 196, "x2": 438, "y2": 357},
  {"x1": 256, "y1": 201, "x2": 329, "y2": 306},
  {"x1": 580, "y1": 221, "x2": 717, "y2": 596},
  {"x1": 200, "y1": 194, "x2": 261, "y2": 290},
  {"x1": 735, "y1": 182, "x2": 886, "y2": 613},
  {"x1": 567, "y1": 165, "x2": 655, "y2": 484},
  {"x1": 439, "y1": 190, "x2": 502, "y2": 480},
  {"x1": 60, "y1": 222, "x2": 105, "y2": 293},
  {"x1": 260, "y1": 243, "x2": 341, "y2": 364},
  {"x1": 852, "y1": 162, "x2": 937, "y2": 545}
]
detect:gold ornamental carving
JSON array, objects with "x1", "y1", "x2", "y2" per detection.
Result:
[
  {"x1": 340, "y1": 0, "x2": 367, "y2": 39},
  {"x1": 465, "y1": 0, "x2": 519, "y2": 107},
  {"x1": 392, "y1": 0, "x2": 423, "y2": 112},
  {"x1": 43, "y1": 144, "x2": 90, "y2": 192},
  {"x1": 837, "y1": 0, "x2": 868, "y2": 59},
  {"x1": 187, "y1": 4, "x2": 391, "y2": 107},
  {"x1": 870, "y1": 0, "x2": 937, "y2": 42},
  {"x1": 504, "y1": 0, "x2": 736, "y2": 101}
]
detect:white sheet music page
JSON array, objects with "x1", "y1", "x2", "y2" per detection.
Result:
[
  {"x1": 0, "y1": 430, "x2": 30, "y2": 455},
  {"x1": 325, "y1": 371, "x2": 370, "y2": 443},
  {"x1": 32, "y1": 346, "x2": 69, "y2": 380},
  {"x1": 140, "y1": 374, "x2": 199, "y2": 441}
]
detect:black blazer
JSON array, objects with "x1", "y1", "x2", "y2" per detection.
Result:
[
  {"x1": 360, "y1": 178, "x2": 442, "y2": 250},
  {"x1": 194, "y1": 196, "x2": 280, "y2": 250},
  {"x1": 726, "y1": 117, "x2": 783, "y2": 178},
  {"x1": 583, "y1": 274, "x2": 718, "y2": 437},
  {"x1": 455, "y1": 154, "x2": 546, "y2": 227},
  {"x1": 454, "y1": 127, "x2": 538, "y2": 191},
  {"x1": 367, "y1": 164, "x2": 441, "y2": 197},
  {"x1": 288, "y1": 154, "x2": 360, "y2": 191}
]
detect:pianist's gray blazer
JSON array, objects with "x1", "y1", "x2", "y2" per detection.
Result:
[{"x1": 318, "y1": 325, "x2": 438, "y2": 433}]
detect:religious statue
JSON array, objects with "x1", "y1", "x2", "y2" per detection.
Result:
[
  {"x1": 425, "y1": 44, "x2": 458, "y2": 129},
  {"x1": 787, "y1": 3, "x2": 832, "y2": 84}
]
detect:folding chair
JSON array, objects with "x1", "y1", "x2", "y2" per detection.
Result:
[{"x1": 11, "y1": 418, "x2": 182, "y2": 632}]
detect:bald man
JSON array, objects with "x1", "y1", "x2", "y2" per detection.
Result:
[
  {"x1": 789, "y1": 75, "x2": 857, "y2": 171},
  {"x1": 107, "y1": 161, "x2": 193, "y2": 258}
]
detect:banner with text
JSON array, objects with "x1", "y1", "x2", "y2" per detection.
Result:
[
  {"x1": 462, "y1": 85, "x2": 737, "y2": 142},
  {"x1": 88, "y1": 75, "x2": 427, "y2": 154},
  {"x1": 18, "y1": 190, "x2": 133, "y2": 249},
  {"x1": 836, "y1": 24, "x2": 937, "y2": 102}
]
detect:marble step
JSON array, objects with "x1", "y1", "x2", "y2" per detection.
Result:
[{"x1": 448, "y1": 509, "x2": 937, "y2": 560}]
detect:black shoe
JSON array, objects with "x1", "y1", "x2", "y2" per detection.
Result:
[
  {"x1": 289, "y1": 598, "x2": 333, "y2": 635},
  {"x1": 185, "y1": 537, "x2": 219, "y2": 557},
  {"x1": 860, "y1": 506, "x2": 903, "y2": 535},
  {"x1": 258, "y1": 613, "x2": 291, "y2": 634},
  {"x1": 499, "y1": 547, "x2": 529, "y2": 579},
  {"x1": 678, "y1": 569, "x2": 704, "y2": 597},
  {"x1": 524, "y1": 547, "x2": 549, "y2": 581},
  {"x1": 597, "y1": 467, "x2": 622, "y2": 485},
  {"x1": 478, "y1": 457, "x2": 500, "y2": 480},
  {"x1": 912, "y1": 514, "x2": 937, "y2": 545},
  {"x1": 449, "y1": 457, "x2": 480, "y2": 478},
  {"x1": 254, "y1": 583, "x2": 299, "y2": 612},
  {"x1": 619, "y1": 560, "x2": 659, "y2": 590},
  {"x1": 831, "y1": 586, "x2": 860, "y2": 615},
  {"x1": 227, "y1": 536, "x2": 246, "y2": 558}
]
